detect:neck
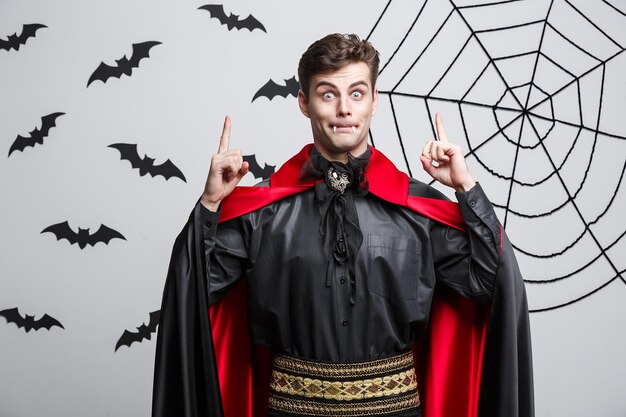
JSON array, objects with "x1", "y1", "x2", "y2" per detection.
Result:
[{"x1": 313, "y1": 145, "x2": 370, "y2": 163}]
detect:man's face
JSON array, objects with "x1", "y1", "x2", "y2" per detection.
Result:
[{"x1": 298, "y1": 61, "x2": 378, "y2": 162}]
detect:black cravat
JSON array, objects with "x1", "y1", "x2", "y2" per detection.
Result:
[{"x1": 299, "y1": 148, "x2": 370, "y2": 304}]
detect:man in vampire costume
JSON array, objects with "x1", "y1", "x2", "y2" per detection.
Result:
[{"x1": 152, "y1": 34, "x2": 534, "y2": 417}]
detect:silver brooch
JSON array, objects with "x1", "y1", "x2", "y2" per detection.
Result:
[{"x1": 327, "y1": 167, "x2": 350, "y2": 194}]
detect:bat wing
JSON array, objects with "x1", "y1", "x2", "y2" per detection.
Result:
[
  {"x1": 8, "y1": 134, "x2": 36, "y2": 156},
  {"x1": 147, "y1": 310, "x2": 160, "y2": 332},
  {"x1": 128, "y1": 41, "x2": 161, "y2": 69},
  {"x1": 41, "y1": 221, "x2": 79, "y2": 245},
  {"x1": 115, "y1": 310, "x2": 161, "y2": 351},
  {"x1": 237, "y1": 14, "x2": 266, "y2": 32},
  {"x1": 19, "y1": 24, "x2": 47, "y2": 43},
  {"x1": 0, "y1": 308, "x2": 25, "y2": 328},
  {"x1": 35, "y1": 314, "x2": 64, "y2": 331},
  {"x1": 243, "y1": 154, "x2": 263, "y2": 178},
  {"x1": 38, "y1": 112, "x2": 65, "y2": 137},
  {"x1": 115, "y1": 329, "x2": 142, "y2": 351},
  {"x1": 87, "y1": 61, "x2": 120, "y2": 86},
  {"x1": 150, "y1": 159, "x2": 186, "y2": 182},
  {"x1": 252, "y1": 79, "x2": 288, "y2": 102},
  {"x1": 88, "y1": 224, "x2": 125, "y2": 247},
  {"x1": 198, "y1": 4, "x2": 229, "y2": 24},
  {"x1": 108, "y1": 143, "x2": 144, "y2": 169}
]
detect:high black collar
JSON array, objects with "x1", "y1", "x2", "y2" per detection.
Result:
[{"x1": 298, "y1": 146, "x2": 371, "y2": 195}]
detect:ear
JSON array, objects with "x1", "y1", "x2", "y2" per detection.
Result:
[
  {"x1": 372, "y1": 88, "x2": 379, "y2": 116},
  {"x1": 298, "y1": 89, "x2": 310, "y2": 118}
]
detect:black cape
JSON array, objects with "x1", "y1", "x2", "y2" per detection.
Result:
[{"x1": 152, "y1": 145, "x2": 534, "y2": 417}]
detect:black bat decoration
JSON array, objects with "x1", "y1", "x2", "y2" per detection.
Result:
[
  {"x1": 87, "y1": 41, "x2": 161, "y2": 87},
  {"x1": 0, "y1": 307, "x2": 64, "y2": 333},
  {"x1": 115, "y1": 310, "x2": 160, "y2": 351},
  {"x1": 8, "y1": 112, "x2": 65, "y2": 157},
  {"x1": 0, "y1": 24, "x2": 47, "y2": 52},
  {"x1": 243, "y1": 154, "x2": 275, "y2": 180},
  {"x1": 41, "y1": 221, "x2": 126, "y2": 249},
  {"x1": 252, "y1": 76, "x2": 300, "y2": 102},
  {"x1": 108, "y1": 143, "x2": 186, "y2": 182},
  {"x1": 199, "y1": 4, "x2": 266, "y2": 33}
]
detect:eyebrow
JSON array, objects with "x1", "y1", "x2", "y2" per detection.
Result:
[{"x1": 314, "y1": 80, "x2": 370, "y2": 90}]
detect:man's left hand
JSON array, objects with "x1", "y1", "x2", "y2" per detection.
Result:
[{"x1": 420, "y1": 112, "x2": 476, "y2": 193}]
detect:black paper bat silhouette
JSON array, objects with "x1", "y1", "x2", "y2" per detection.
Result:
[
  {"x1": 0, "y1": 24, "x2": 47, "y2": 52},
  {"x1": 108, "y1": 143, "x2": 186, "y2": 182},
  {"x1": 115, "y1": 310, "x2": 160, "y2": 351},
  {"x1": 0, "y1": 307, "x2": 64, "y2": 333},
  {"x1": 41, "y1": 221, "x2": 126, "y2": 249},
  {"x1": 243, "y1": 154, "x2": 275, "y2": 180},
  {"x1": 87, "y1": 41, "x2": 161, "y2": 87},
  {"x1": 252, "y1": 76, "x2": 299, "y2": 102},
  {"x1": 199, "y1": 4, "x2": 266, "y2": 32},
  {"x1": 8, "y1": 112, "x2": 65, "y2": 157}
]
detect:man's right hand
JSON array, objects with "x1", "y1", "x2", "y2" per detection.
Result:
[{"x1": 200, "y1": 116, "x2": 249, "y2": 212}]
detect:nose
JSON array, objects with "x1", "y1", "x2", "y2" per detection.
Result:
[{"x1": 337, "y1": 95, "x2": 351, "y2": 117}]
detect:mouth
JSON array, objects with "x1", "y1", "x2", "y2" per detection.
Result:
[{"x1": 331, "y1": 124, "x2": 359, "y2": 134}]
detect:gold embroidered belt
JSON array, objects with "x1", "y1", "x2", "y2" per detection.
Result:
[{"x1": 268, "y1": 351, "x2": 420, "y2": 416}]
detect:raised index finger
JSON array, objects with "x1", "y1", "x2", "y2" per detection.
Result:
[
  {"x1": 435, "y1": 112, "x2": 448, "y2": 143},
  {"x1": 218, "y1": 115, "x2": 231, "y2": 153}
]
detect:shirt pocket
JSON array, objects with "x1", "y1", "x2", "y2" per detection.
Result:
[{"x1": 367, "y1": 234, "x2": 420, "y2": 300}]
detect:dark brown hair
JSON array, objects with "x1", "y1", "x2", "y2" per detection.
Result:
[{"x1": 298, "y1": 33, "x2": 380, "y2": 98}]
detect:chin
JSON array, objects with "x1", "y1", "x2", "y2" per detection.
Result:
[{"x1": 329, "y1": 138, "x2": 368, "y2": 155}]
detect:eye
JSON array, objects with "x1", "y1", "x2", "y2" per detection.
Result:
[
  {"x1": 322, "y1": 92, "x2": 335, "y2": 100},
  {"x1": 351, "y1": 91, "x2": 363, "y2": 99}
]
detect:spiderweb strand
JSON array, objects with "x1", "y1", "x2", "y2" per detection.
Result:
[
  {"x1": 376, "y1": 1, "x2": 429, "y2": 75},
  {"x1": 564, "y1": 0, "x2": 623, "y2": 49},
  {"x1": 366, "y1": 0, "x2": 393, "y2": 41},
  {"x1": 525, "y1": 229, "x2": 626, "y2": 283},
  {"x1": 602, "y1": 0, "x2": 626, "y2": 17},
  {"x1": 529, "y1": 270, "x2": 625, "y2": 313},
  {"x1": 389, "y1": 94, "x2": 413, "y2": 177},
  {"x1": 457, "y1": 0, "x2": 525, "y2": 10}
]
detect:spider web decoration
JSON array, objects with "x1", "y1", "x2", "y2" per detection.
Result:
[{"x1": 366, "y1": 0, "x2": 626, "y2": 312}]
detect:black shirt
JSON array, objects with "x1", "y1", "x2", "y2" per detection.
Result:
[{"x1": 201, "y1": 156, "x2": 500, "y2": 362}]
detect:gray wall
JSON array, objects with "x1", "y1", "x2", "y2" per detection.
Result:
[{"x1": 1, "y1": 0, "x2": 625, "y2": 416}]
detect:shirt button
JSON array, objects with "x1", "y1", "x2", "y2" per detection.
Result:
[
  {"x1": 340, "y1": 276, "x2": 346, "y2": 284},
  {"x1": 469, "y1": 201, "x2": 477, "y2": 208},
  {"x1": 342, "y1": 320, "x2": 349, "y2": 326}
]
